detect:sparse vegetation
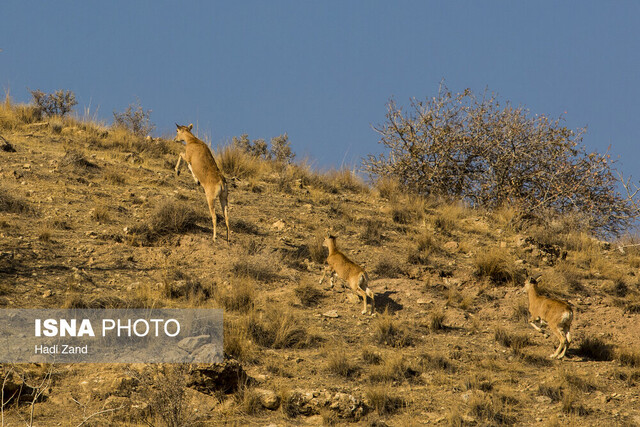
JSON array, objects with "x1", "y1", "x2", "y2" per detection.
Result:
[
  {"x1": 113, "y1": 99, "x2": 155, "y2": 137},
  {"x1": 29, "y1": 88, "x2": 77, "y2": 117}
]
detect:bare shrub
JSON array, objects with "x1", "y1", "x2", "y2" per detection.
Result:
[
  {"x1": 363, "y1": 83, "x2": 639, "y2": 235},
  {"x1": 270, "y1": 133, "x2": 295, "y2": 164},
  {"x1": 113, "y1": 99, "x2": 154, "y2": 137},
  {"x1": 618, "y1": 349, "x2": 640, "y2": 367},
  {"x1": 29, "y1": 88, "x2": 77, "y2": 117},
  {"x1": 361, "y1": 219, "x2": 385, "y2": 245}
]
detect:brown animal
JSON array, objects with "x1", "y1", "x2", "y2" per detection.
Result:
[
  {"x1": 174, "y1": 123, "x2": 229, "y2": 242},
  {"x1": 524, "y1": 276, "x2": 573, "y2": 359},
  {"x1": 319, "y1": 234, "x2": 375, "y2": 315}
]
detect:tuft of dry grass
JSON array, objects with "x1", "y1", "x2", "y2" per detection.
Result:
[
  {"x1": 429, "y1": 310, "x2": 446, "y2": 331},
  {"x1": 326, "y1": 344, "x2": 359, "y2": 378},
  {"x1": 215, "y1": 280, "x2": 255, "y2": 312},
  {"x1": 360, "y1": 219, "x2": 385, "y2": 246},
  {"x1": 217, "y1": 144, "x2": 266, "y2": 179},
  {"x1": 323, "y1": 168, "x2": 368, "y2": 194},
  {"x1": 418, "y1": 352, "x2": 456, "y2": 373},
  {"x1": 0, "y1": 189, "x2": 34, "y2": 215},
  {"x1": 494, "y1": 327, "x2": 531, "y2": 354},
  {"x1": 372, "y1": 311, "x2": 412, "y2": 348},
  {"x1": 369, "y1": 354, "x2": 415, "y2": 383},
  {"x1": 361, "y1": 347, "x2": 382, "y2": 365},
  {"x1": 618, "y1": 348, "x2": 640, "y2": 367},
  {"x1": 538, "y1": 384, "x2": 563, "y2": 402},
  {"x1": 365, "y1": 385, "x2": 406, "y2": 415},
  {"x1": 244, "y1": 306, "x2": 314, "y2": 349},
  {"x1": 224, "y1": 318, "x2": 259, "y2": 363},
  {"x1": 372, "y1": 259, "x2": 405, "y2": 279},
  {"x1": 308, "y1": 233, "x2": 327, "y2": 264},
  {"x1": 232, "y1": 255, "x2": 280, "y2": 282},
  {"x1": 474, "y1": 248, "x2": 518, "y2": 285}
]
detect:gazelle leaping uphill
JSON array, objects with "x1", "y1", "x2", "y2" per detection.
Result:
[
  {"x1": 524, "y1": 275, "x2": 573, "y2": 359},
  {"x1": 319, "y1": 234, "x2": 375, "y2": 315},
  {"x1": 174, "y1": 123, "x2": 230, "y2": 243}
]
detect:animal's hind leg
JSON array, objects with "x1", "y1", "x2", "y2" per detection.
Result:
[
  {"x1": 549, "y1": 326, "x2": 566, "y2": 359},
  {"x1": 366, "y1": 288, "x2": 375, "y2": 314},
  {"x1": 219, "y1": 186, "x2": 230, "y2": 243},
  {"x1": 205, "y1": 190, "x2": 217, "y2": 242},
  {"x1": 357, "y1": 287, "x2": 368, "y2": 315}
]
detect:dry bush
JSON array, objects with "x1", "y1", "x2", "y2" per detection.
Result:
[
  {"x1": 574, "y1": 337, "x2": 614, "y2": 361},
  {"x1": 618, "y1": 349, "x2": 640, "y2": 367},
  {"x1": 360, "y1": 219, "x2": 385, "y2": 246},
  {"x1": 563, "y1": 372, "x2": 596, "y2": 393},
  {"x1": 245, "y1": 306, "x2": 313, "y2": 349},
  {"x1": 105, "y1": 171, "x2": 126, "y2": 185},
  {"x1": 474, "y1": 248, "x2": 518, "y2": 285},
  {"x1": 29, "y1": 88, "x2": 77, "y2": 117},
  {"x1": 0, "y1": 189, "x2": 34, "y2": 215},
  {"x1": 218, "y1": 144, "x2": 265, "y2": 179},
  {"x1": 361, "y1": 347, "x2": 382, "y2": 365},
  {"x1": 429, "y1": 310, "x2": 446, "y2": 331},
  {"x1": 511, "y1": 300, "x2": 530, "y2": 323},
  {"x1": 365, "y1": 385, "x2": 406, "y2": 415},
  {"x1": 538, "y1": 384, "x2": 563, "y2": 402},
  {"x1": 113, "y1": 99, "x2": 154, "y2": 137},
  {"x1": 63, "y1": 293, "x2": 150, "y2": 309},
  {"x1": 215, "y1": 280, "x2": 255, "y2": 312},
  {"x1": 132, "y1": 200, "x2": 203, "y2": 244},
  {"x1": 418, "y1": 353, "x2": 456, "y2": 373},
  {"x1": 432, "y1": 202, "x2": 466, "y2": 234},
  {"x1": 407, "y1": 232, "x2": 438, "y2": 265},
  {"x1": 561, "y1": 392, "x2": 590, "y2": 416},
  {"x1": 37, "y1": 228, "x2": 53, "y2": 242},
  {"x1": 369, "y1": 354, "x2": 416, "y2": 383},
  {"x1": 364, "y1": 84, "x2": 637, "y2": 235},
  {"x1": 308, "y1": 233, "x2": 327, "y2": 264},
  {"x1": 323, "y1": 168, "x2": 368, "y2": 194},
  {"x1": 224, "y1": 318, "x2": 259, "y2": 363},
  {"x1": 59, "y1": 149, "x2": 100, "y2": 171},
  {"x1": 494, "y1": 327, "x2": 531, "y2": 354},
  {"x1": 613, "y1": 369, "x2": 640, "y2": 386},
  {"x1": 375, "y1": 176, "x2": 401, "y2": 200},
  {"x1": 235, "y1": 386, "x2": 263, "y2": 416},
  {"x1": 294, "y1": 283, "x2": 324, "y2": 307},
  {"x1": 372, "y1": 259, "x2": 405, "y2": 279},
  {"x1": 467, "y1": 394, "x2": 517, "y2": 425},
  {"x1": 139, "y1": 365, "x2": 195, "y2": 427},
  {"x1": 372, "y1": 311, "x2": 412, "y2": 347},
  {"x1": 462, "y1": 375, "x2": 493, "y2": 392},
  {"x1": 231, "y1": 255, "x2": 280, "y2": 282},
  {"x1": 326, "y1": 345, "x2": 359, "y2": 378},
  {"x1": 91, "y1": 205, "x2": 111, "y2": 223}
]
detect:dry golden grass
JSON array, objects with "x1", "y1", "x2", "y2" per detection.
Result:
[
  {"x1": 365, "y1": 385, "x2": 407, "y2": 415},
  {"x1": 217, "y1": 144, "x2": 268, "y2": 179},
  {"x1": 474, "y1": 248, "x2": 518, "y2": 285},
  {"x1": 326, "y1": 343, "x2": 359, "y2": 378},
  {"x1": 372, "y1": 311, "x2": 412, "y2": 348}
]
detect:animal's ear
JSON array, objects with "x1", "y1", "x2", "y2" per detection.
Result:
[
  {"x1": 188, "y1": 123, "x2": 193, "y2": 131},
  {"x1": 175, "y1": 123, "x2": 180, "y2": 128}
]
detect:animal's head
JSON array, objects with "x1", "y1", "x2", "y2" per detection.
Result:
[
  {"x1": 322, "y1": 233, "x2": 336, "y2": 249},
  {"x1": 174, "y1": 123, "x2": 194, "y2": 142},
  {"x1": 523, "y1": 274, "x2": 541, "y2": 293}
]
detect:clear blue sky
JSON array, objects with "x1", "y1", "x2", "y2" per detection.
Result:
[{"x1": 1, "y1": 1, "x2": 639, "y2": 177}]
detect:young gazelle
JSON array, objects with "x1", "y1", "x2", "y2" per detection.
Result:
[
  {"x1": 319, "y1": 234, "x2": 375, "y2": 315},
  {"x1": 174, "y1": 123, "x2": 230, "y2": 243},
  {"x1": 524, "y1": 276, "x2": 573, "y2": 359}
]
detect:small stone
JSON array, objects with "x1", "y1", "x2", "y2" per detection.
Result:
[
  {"x1": 271, "y1": 220, "x2": 285, "y2": 231},
  {"x1": 255, "y1": 388, "x2": 280, "y2": 410},
  {"x1": 42, "y1": 290, "x2": 53, "y2": 298},
  {"x1": 322, "y1": 310, "x2": 339, "y2": 318}
]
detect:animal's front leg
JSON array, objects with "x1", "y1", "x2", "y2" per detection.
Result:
[
  {"x1": 187, "y1": 163, "x2": 200, "y2": 185},
  {"x1": 175, "y1": 153, "x2": 184, "y2": 175}
]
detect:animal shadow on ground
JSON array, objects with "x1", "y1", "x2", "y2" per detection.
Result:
[{"x1": 375, "y1": 291, "x2": 403, "y2": 314}]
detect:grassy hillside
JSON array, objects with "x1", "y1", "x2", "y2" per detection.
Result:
[{"x1": 1, "y1": 99, "x2": 640, "y2": 426}]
